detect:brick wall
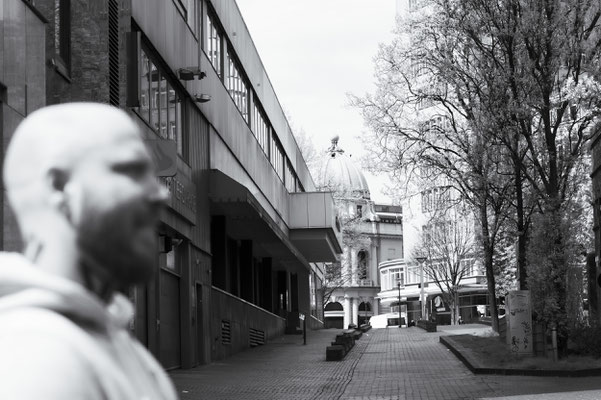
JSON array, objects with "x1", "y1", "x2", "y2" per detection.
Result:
[{"x1": 37, "y1": 0, "x2": 112, "y2": 105}]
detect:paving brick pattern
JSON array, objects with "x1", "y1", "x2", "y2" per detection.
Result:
[{"x1": 170, "y1": 327, "x2": 601, "y2": 400}]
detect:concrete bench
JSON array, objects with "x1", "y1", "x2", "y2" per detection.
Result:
[
  {"x1": 333, "y1": 334, "x2": 354, "y2": 351},
  {"x1": 326, "y1": 330, "x2": 359, "y2": 361},
  {"x1": 326, "y1": 345, "x2": 346, "y2": 361},
  {"x1": 416, "y1": 320, "x2": 437, "y2": 332}
]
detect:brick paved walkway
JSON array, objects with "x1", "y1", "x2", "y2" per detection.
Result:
[{"x1": 169, "y1": 327, "x2": 601, "y2": 400}]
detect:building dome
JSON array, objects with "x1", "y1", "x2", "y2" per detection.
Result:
[{"x1": 321, "y1": 136, "x2": 371, "y2": 199}]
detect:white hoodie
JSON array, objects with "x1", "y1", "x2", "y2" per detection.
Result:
[{"x1": 0, "y1": 253, "x2": 178, "y2": 400}]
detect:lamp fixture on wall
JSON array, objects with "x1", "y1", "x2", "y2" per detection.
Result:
[
  {"x1": 193, "y1": 93, "x2": 212, "y2": 103},
  {"x1": 177, "y1": 67, "x2": 206, "y2": 81}
]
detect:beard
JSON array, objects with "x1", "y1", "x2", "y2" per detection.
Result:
[{"x1": 76, "y1": 198, "x2": 158, "y2": 287}]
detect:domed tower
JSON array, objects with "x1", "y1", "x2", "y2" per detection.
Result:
[
  {"x1": 320, "y1": 136, "x2": 399, "y2": 330},
  {"x1": 321, "y1": 135, "x2": 371, "y2": 200}
]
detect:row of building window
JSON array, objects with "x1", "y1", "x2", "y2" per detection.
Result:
[
  {"x1": 380, "y1": 258, "x2": 480, "y2": 292},
  {"x1": 204, "y1": 7, "x2": 302, "y2": 192},
  {"x1": 421, "y1": 186, "x2": 451, "y2": 213},
  {"x1": 422, "y1": 115, "x2": 451, "y2": 134}
]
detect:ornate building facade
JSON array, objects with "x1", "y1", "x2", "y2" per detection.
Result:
[{"x1": 321, "y1": 137, "x2": 403, "y2": 328}]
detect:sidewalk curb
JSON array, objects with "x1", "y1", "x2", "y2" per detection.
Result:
[{"x1": 440, "y1": 335, "x2": 601, "y2": 377}]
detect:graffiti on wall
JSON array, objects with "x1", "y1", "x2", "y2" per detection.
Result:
[{"x1": 507, "y1": 290, "x2": 533, "y2": 355}]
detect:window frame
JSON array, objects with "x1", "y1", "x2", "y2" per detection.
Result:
[
  {"x1": 53, "y1": 0, "x2": 71, "y2": 78},
  {"x1": 136, "y1": 44, "x2": 189, "y2": 162},
  {"x1": 205, "y1": 10, "x2": 223, "y2": 78}
]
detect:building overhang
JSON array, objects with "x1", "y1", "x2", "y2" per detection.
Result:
[
  {"x1": 288, "y1": 192, "x2": 343, "y2": 263},
  {"x1": 289, "y1": 228, "x2": 341, "y2": 263},
  {"x1": 208, "y1": 170, "x2": 309, "y2": 272}
]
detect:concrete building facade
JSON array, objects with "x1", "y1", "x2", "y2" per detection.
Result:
[{"x1": 1, "y1": 0, "x2": 341, "y2": 369}]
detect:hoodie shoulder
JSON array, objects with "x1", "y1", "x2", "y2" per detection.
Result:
[{"x1": 0, "y1": 307, "x2": 107, "y2": 400}]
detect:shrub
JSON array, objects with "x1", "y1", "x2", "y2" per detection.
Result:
[{"x1": 569, "y1": 326, "x2": 601, "y2": 358}]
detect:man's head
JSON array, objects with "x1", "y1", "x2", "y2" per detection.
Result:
[{"x1": 3, "y1": 103, "x2": 167, "y2": 288}]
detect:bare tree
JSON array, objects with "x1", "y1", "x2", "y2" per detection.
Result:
[
  {"x1": 351, "y1": 0, "x2": 601, "y2": 339},
  {"x1": 414, "y1": 199, "x2": 477, "y2": 325}
]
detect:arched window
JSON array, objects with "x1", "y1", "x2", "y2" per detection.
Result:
[
  {"x1": 358, "y1": 302, "x2": 372, "y2": 312},
  {"x1": 358, "y1": 250, "x2": 368, "y2": 280},
  {"x1": 325, "y1": 302, "x2": 343, "y2": 311}
]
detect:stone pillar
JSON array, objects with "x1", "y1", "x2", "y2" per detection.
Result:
[
  {"x1": 351, "y1": 249, "x2": 358, "y2": 286},
  {"x1": 373, "y1": 298, "x2": 380, "y2": 316},
  {"x1": 351, "y1": 297, "x2": 359, "y2": 326},
  {"x1": 343, "y1": 295, "x2": 350, "y2": 329},
  {"x1": 370, "y1": 243, "x2": 378, "y2": 285},
  {"x1": 342, "y1": 247, "x2": 351, "y2": 283}
]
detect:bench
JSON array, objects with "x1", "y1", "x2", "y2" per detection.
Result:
[
  {"x1": 416, "y1": 319, "x2": 437, "y2": 332},
  {"x1": 326, "y1": 345, "x2": 346, "y2": 361},
  {"x1": 326, "y1": 330, "x2": 357, "y2": 361},
  {"x1": 332, "y1": 334, "x2": 353, "y2": 352}
]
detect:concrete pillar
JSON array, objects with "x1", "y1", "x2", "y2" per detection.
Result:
[
  {"x1": 343, "y1": 296, "x2": 350, "y2": 328},
  {"x1": 351, "y1": 297, "x2": 359, "y2": 326}
]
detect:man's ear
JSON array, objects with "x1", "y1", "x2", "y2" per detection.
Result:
[
  {"x1": 47, "y1": 168, "x2": 70, "y2": 216},
  {"x1": 48, "y1": 167, "x2": 69, "y2": 192}
]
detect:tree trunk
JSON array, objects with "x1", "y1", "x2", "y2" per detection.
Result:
[
  {"x1": 514, "y1": 159, "x2": 528, "y2": 289},
  {"x1": 480, "y1": 202, "x2": 499, "y2": 332}
]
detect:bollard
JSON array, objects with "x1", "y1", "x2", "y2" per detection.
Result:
[
  {"x1": 303, "y1": 317, "x2": 306, "y2": 345},
  {"x1": 551, "y1": 327, "x2": 558, "y2": 362}
]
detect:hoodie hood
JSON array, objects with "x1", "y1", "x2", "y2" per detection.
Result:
[{"x1": 0, "y1": 252, "x2": 133, "y2": 332}]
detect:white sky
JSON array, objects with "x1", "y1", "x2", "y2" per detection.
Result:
[{"x1": 234, "y1": 0, "x2": 398, "y2": 203}]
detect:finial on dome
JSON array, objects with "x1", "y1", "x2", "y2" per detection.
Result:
[{"x1": 328, "y1": 134, "x2": 344, "y2": 154}]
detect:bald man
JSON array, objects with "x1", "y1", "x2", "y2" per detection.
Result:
[{"x1": 0, "y1": 103, "x2": 177, "y2": 400}]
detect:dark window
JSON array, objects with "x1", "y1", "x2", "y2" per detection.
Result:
[
  {"x1": 252, "y1": 102, "x2": 270, "y2": 154},
  {"x1": 54, "y1": 0, "x2": 71, "y2": 74},
  {"x1": 325, "y1": 302, "x2": 343, "y2": 311},
  {"x1": 174, "y1": 0, "x2": 199, "y2": 36},
  {"x1": 270, "y1": 134, "x2": 285, "y2": 181},
  {"x1": 285, "y1": 160, "x2": 297, "y2": 193},
  {"x1": 358, "y1": 251, "x2": 368, "y2": 280}
]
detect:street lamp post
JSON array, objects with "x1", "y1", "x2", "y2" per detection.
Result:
[
  {"x1": 397, "y1": 282, "x2": 402, "y2": 328},
  {"x1": 416, "y1": 255, "x2": 427, "y2": 321}
]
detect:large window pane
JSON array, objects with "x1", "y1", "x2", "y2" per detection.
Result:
[
  {"x1": 176, "y1": 97, "x2": 183, "y2": 156},
  {"x1": 206, "y1": 13, "x2": 221, "y2": 77},
  {"x1": 140, "y1": 50, "x2": 150, "y2": 122},
  {"x1": 149, "y1": 61, "x2": 159, "y2": 131},
  {"x1": 159, "y1": 73, "x2": 167, "y2": 139},
  {"x1": 140, "y1": 48, "x2": 186, "y2": 160},
  {"x1": 167, "y1": 82, "x2": 176, "y2": 142}
]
